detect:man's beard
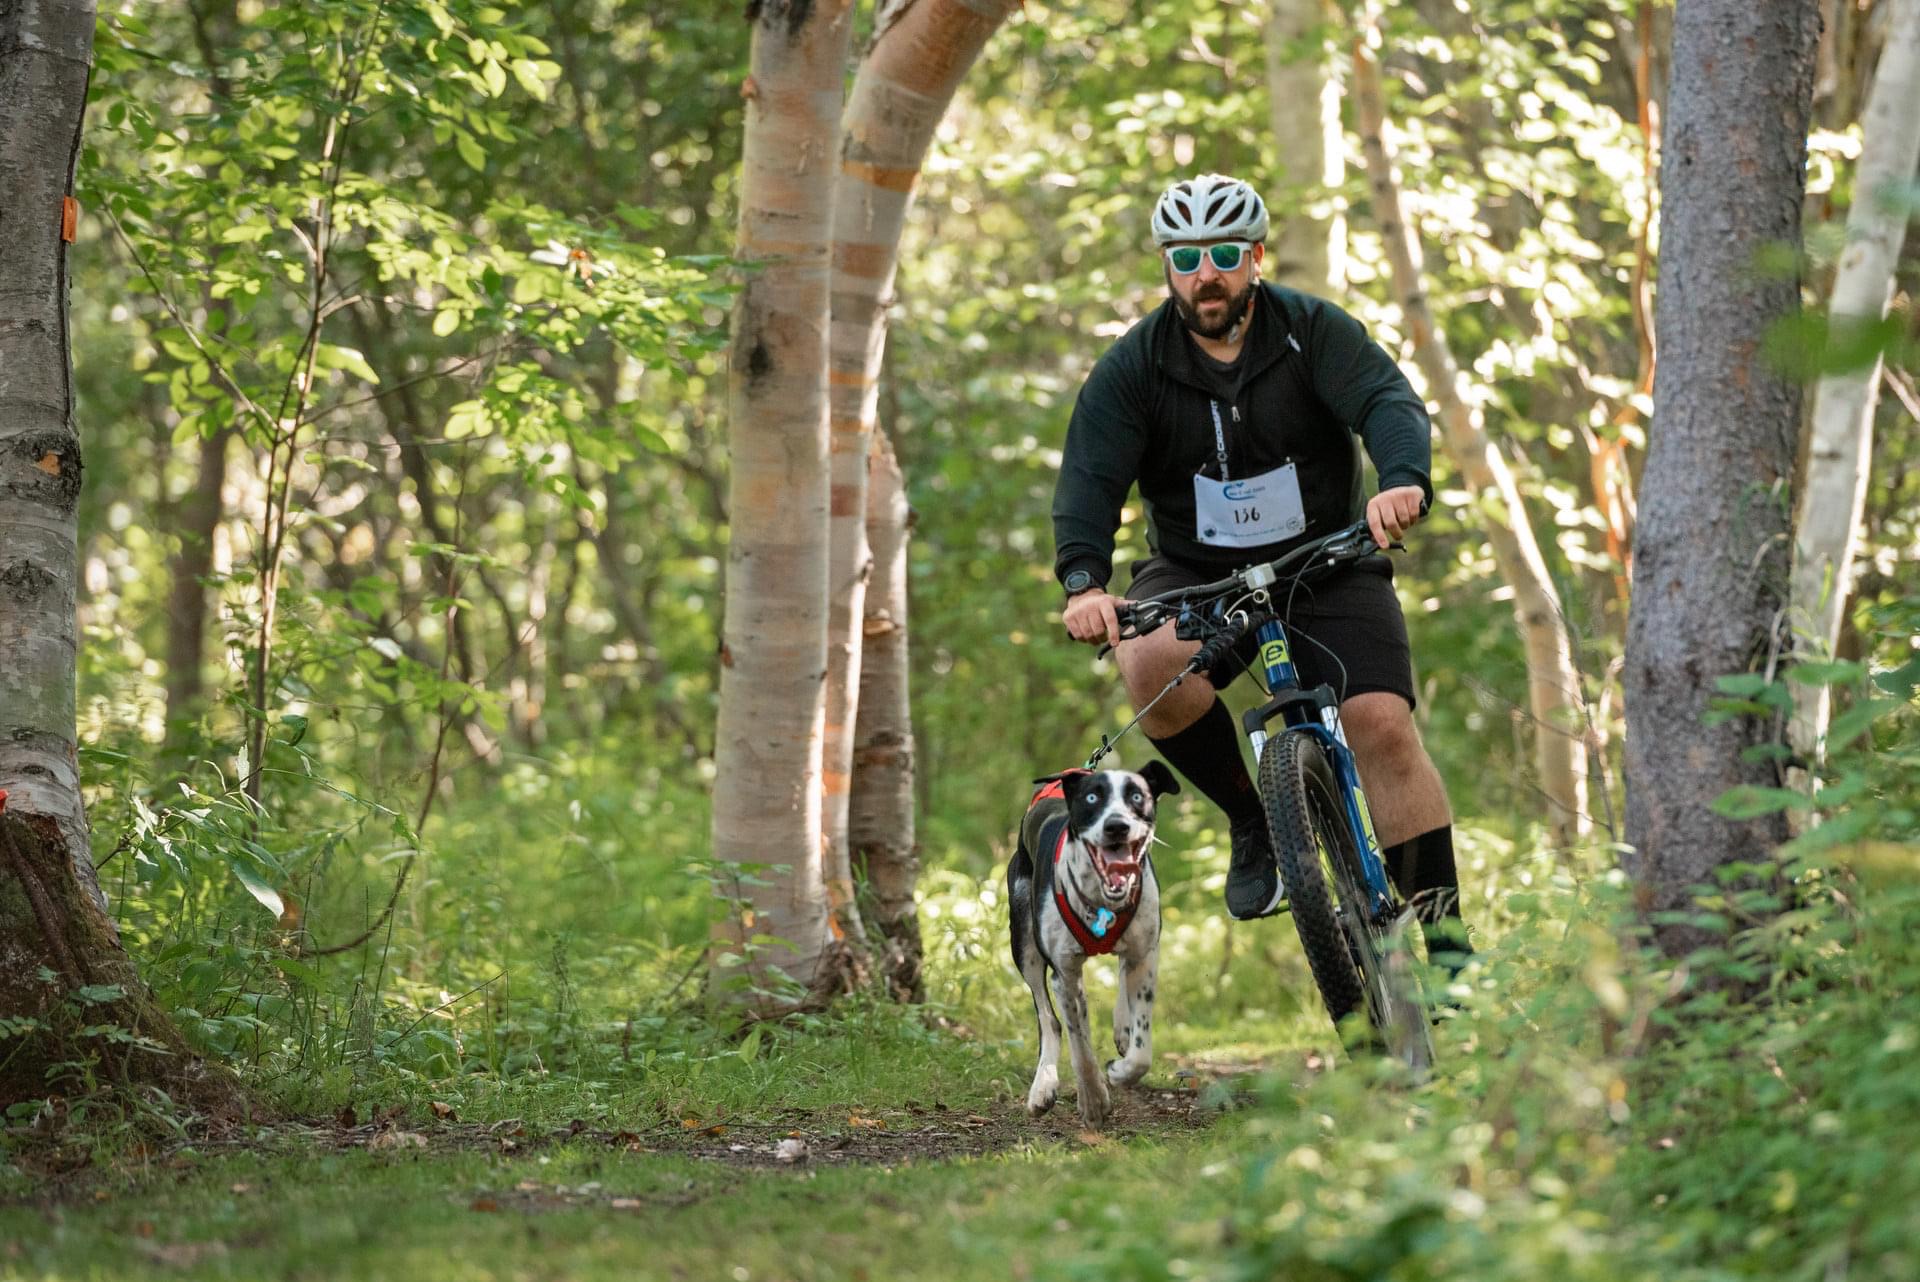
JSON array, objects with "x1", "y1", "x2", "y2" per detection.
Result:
[{"x1": 1168, "y1": 270, "x2": 1257, "y2": 341}]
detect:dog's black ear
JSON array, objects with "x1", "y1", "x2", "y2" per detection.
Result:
[
  {"x1": 1139, "y1": 760, "x2": 1181, "y2": 798},
  {"x1": 1032, "y1": 767, "x2": 1091, "y2": 788}
]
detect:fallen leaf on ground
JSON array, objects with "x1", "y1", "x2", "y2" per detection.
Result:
[
  {"x1": 848, "y1": 1113, "x2": 884, "y2": 1129},
  {"x1": 470, "y1": 1197, "x2": 499, "y2": 1213},
  {"x1": 609, "y1": 1198, "x2": 643, "y2": 1209},
  {"x1": 430, "y1": 1101, "x2": 455, "y2": 1120}
]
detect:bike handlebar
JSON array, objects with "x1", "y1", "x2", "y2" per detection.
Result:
[{"x1": 1109, "y1": 519, "x2": 1394, "y2": 642}]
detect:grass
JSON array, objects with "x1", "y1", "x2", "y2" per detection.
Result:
[
  {"x1": 2, "y1": 1123, "x2": 1275, "y2": 1282},
  {"x1": 11, "y1": 728, "x2": 1920, "y2": 1282},
  {"x1": 9, "y1": 851, "x2": 1920, "y2": 1282}
]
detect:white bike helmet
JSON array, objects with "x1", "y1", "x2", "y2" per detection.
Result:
[{"x1": 1151, "y1": 174, "x2": 1269, "y2": 245}]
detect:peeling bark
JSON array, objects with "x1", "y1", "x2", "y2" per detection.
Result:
[
  {"x1": 821, "y1": 0, "x2": 1018, "y2": 970},
  {"x1": 0, "y1": 0, "x2": 241, "y2": 1111},
  {"x1": 849, "y1": 428, "x2": 921, "y2": 1000},
  {"x1": 712, "y1": 0, "x2": 858, "y2": 1006}
]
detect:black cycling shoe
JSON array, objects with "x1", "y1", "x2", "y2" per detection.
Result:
[{"x1": 1225, "y1": 814, "x2": 1287, "y2": 920}]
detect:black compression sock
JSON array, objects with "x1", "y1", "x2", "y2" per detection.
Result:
[
  {"x1": 1148, "y1": 698, "x2": 1262, "y2": 827},
  {"x1": 1383, "y1": 824, "x2": 1473, "y2": 963}
]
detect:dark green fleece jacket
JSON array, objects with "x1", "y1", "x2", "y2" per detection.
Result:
[{"x1": 1052, "y1": 282, "x2": 1433, "y2": 590}]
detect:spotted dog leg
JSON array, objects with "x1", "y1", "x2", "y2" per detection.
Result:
[
  {"x1": 1020, "y1": 947, "x2": 1062, "y2": 1116},
  {"x1": 1106, "y1": 952, "x2": 1156, "y2": 1088},
  {"x1": 1055, "y1": 959, "x2": 1111, "y2": 1129}
]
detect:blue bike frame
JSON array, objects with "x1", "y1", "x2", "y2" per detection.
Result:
[{"x1": 1243, "y1": 615, "x2": 1395, "y2": 920}]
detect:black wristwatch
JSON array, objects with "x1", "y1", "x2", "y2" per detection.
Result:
[{"x1": 1063, "y1": 569, "x2": 1096, "y2": 598}]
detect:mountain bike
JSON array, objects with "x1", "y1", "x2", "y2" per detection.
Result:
[{"x1": 1111, "y1": 521, "x2": 1434, "y2": 1071}]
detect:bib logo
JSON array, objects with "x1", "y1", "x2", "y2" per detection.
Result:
[{"x1": 1223, "y1": 481, "x2": 1254, "y2": 501}]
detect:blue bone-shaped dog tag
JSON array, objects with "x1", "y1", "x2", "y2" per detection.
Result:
[{"x1": 1090, "y1": 907, "x2": 1116, "y2": 937}]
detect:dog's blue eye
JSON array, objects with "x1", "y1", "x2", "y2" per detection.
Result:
[{"x1": 1086, "y1": 793, "x2": 1099, "y2": 804}]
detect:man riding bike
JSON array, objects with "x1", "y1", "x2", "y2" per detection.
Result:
[{"x1": 1053, "y1": 173, "x2": 1472, "y2": 971}]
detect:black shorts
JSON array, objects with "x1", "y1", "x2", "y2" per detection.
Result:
[{"x1": 1124, "y1": 554, "x2": 1417, "y2": 709}]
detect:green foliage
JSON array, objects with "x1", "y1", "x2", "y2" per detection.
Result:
[{"x1": 28, "y1": 1, "x2": 1918, "y2": 1275}]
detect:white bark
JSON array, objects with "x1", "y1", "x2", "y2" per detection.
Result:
[
  {"x1": 0, "y1": 0, "x2": 99, "y2": 897},
  {"x1": 713, "y1": 0, "x2": 857, "y2": 1003},
  {"x1": 1264, "y1": 0, "x2": 1344, "y2": 291},
  {"x1": 1789, "y1": 0, "x2": 1920, "y2": 763},
  {"x1": 849, "y1": 428, "x2": 921, "y2": 999},
  {"x1": 822, "y1": 0, "x2": 1018, "y2": 952}
]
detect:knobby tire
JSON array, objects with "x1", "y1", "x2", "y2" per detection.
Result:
[
  {"x1": 1258, "y1": 731, "x2": 1368, "y2": 1027},
  {"x1": 1258, "y1": 730, "x2": 1434, "y2": 1072}
]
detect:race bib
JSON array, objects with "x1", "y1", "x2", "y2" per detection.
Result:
[{"x1": 1193, "y1": 462, "x2": 1306, "y2": 548}]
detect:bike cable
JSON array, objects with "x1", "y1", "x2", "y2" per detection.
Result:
[{"x1": 1084, "y1": 610, "x2": 1254, "y2": 769}]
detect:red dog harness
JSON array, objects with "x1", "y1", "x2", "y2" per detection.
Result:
[{"x1": 1031, "y1": 779, "x2": 1141, "y2": 956}]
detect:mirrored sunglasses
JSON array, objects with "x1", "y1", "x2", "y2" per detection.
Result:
[{"x1": 1164, "y1": 242, "x2": 1252, "y2": 274}]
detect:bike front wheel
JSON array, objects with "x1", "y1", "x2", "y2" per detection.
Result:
[{"x1": 1258, "y1": 730, "x2": 1432, "y2": 1072}]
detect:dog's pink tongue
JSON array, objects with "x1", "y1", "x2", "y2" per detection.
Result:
[{"x1": 1102, "y1": 851, "x2": 1141, "y2": 892}]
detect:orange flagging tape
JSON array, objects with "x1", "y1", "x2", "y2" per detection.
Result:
[{"x1": 61, "y1": 197, "x2": 78, "y2": 243}]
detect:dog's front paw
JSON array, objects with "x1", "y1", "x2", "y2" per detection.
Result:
[
  {"x1": 1077, "y1": 1079, "x2": 1112, "y2": 1130},
  {"x1": 1026, "y1": 1067, "x2": 1059, "y2": 1117},
  {"x1": 1105, "y1": 1056, "x2": 1148, "y2": 1088}
]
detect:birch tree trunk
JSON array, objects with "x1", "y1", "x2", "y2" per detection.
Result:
[
  {"x1": 1265, "y1": 0, "x2": 1343, "y2": 292},
  {"x1": 1350, "y1": 31, "x2": 1591, "y2": 848},
  {"x1": 1624, "y1": 0, "x2": 1822, "y2": 959},
  {"x1": 712, "y1": 0, "x2": 857, "y2": 1006},
  {"x1": 823, "y1": 0, "x2": 1017, "y2": 958},
  {"x1": 1789, "y1": 0, "x2": 1920, "y2": 764},
  {"x1": 0, "y1": 0, "x2": 236, "y2": 1109},
  {"x1": 849, "y1": 428, "x2": 921, "y2": 999}
]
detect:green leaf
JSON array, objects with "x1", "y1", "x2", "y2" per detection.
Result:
[
  {"x1": 432, "y1": 307, "x2": 463, "y2": 338},
  {"x1": 232, "y1": 865, "x2": 286, "y2": 918},
  {"x1": 219, "y1": 219, "x2": 275, "y2": 244},
  {"x1": 1826, "y1": 698, "x2": 1903, "y2": 752},
  {"x1": 738, "y1": 1026, "x2": 762, "y2": 1063},
  {"x1": 313, "y1": 343, "x2": 379, "y2": 384},
  {"x1": 270, "y1": 955, "x2": 323, "y2": 986},
  {"x1": 510, "y1": 59, "x2": 551, "y2": 100},
  {"x1": 1710, "y1": 785, "x2": 1812, "y2": 820},
  {"x1": 1788, "y1": 660, "x2": 1868, "y2": 687},
  {"x1": 456, "y1": 131, "x2": 487, "y2": 172}
]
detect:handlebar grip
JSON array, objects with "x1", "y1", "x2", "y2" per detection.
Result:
[{"x1": 1188, "y1": 615, "x2": 1252, "y2": 676}]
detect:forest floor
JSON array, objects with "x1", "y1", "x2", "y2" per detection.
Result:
[{"x1": 0, "y1": 1043, "x2": 1302, "y2": 1281}]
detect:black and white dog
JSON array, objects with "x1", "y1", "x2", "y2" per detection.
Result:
[{"x1": 1007, "y1": 763, "x2": 1179, "y2": 1129}]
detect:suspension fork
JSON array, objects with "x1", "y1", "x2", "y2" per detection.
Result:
[{"x1": 1241, "y1": 617, "x2": 1395, "y2": 916}]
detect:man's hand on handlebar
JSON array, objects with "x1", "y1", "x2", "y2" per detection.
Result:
[
  {"x1": 1366, "y1": 484, "x2": 1427, "y2": 549},
  {"x1": 1063, "y1": 589, "x2": 1125, "y2": 647}
]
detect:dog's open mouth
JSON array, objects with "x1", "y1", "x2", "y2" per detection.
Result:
[{"x1": 1086, "y1": 838, "x2": 1147, "y2": 898}]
